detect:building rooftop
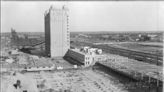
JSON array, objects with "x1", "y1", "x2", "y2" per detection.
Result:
[
  {"x1": 44, "y1": 5, "x2": 69, "y2": 16},
  {"x1": 70, "y1": 48, "x2": 94, "y2": 56},
  {"x1": 26, "y1": 57, "x2": 53, "y2": 68}
]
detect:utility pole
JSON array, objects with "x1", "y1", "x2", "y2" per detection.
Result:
[{"x1": 156, "y1": 50, "x2": 158, "y2": 66}]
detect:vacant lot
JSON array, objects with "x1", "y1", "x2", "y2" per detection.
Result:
[{"x1": 1, "y1": 70, "x2": 128, "y2": 92}]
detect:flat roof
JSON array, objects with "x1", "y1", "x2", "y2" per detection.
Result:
[
  {"x1": 26, "y1": 58, "x2": 53, "y2": 68},
  {"x1": 69, "y1": 49, "x2": 95, "y2": 56}
]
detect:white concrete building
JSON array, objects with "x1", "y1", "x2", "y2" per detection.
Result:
[
  {"x1": 44, "y1": 5, "x2": 70, "y2": 57},
  {"x1": 66, "y1": 47, "x2": 104, "y2": 67},
  {"x1": 66, "y1": 49, "x2": 95, "y2": 67}
]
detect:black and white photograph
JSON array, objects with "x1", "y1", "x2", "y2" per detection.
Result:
[{"x1": 1, "y1": 0, "x2": 163, "y2": 92}]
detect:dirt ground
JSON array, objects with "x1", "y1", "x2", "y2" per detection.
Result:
[{"x1": 1, "y1": 69, "x2": 128, "y2": 92}]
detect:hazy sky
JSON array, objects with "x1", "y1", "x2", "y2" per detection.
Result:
[{"x1": 1, "y1": 1, "x2": 164, "y2": 32}]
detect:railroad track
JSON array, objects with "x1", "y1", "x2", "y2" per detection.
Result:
[{"x1": 94, "y1": 44, "x2": 163, "y2": 66}]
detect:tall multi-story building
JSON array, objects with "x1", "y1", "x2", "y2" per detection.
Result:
[{"x1": 44, "y1": 6, "x2": 70, "y2": 57}]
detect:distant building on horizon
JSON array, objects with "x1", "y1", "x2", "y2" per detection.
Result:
[{"x1": 44, "y1": 5, "x2": 70, "y2": 57}]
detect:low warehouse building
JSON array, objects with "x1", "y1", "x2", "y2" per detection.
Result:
[{"x1": 65, "y1": 47, "x2": 105, "y2": 67}]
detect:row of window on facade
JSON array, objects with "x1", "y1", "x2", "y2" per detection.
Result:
[
  {"x1": 85, "y1": 57, "x2": 90, "y2": 60},
  {"x1": 85, "y1": 61, "x2": 90, "y2": 65}
]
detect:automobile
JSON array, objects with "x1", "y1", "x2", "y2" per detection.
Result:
[{"x1": 73, "y1": 65, "x2": 77, "y2": 68}]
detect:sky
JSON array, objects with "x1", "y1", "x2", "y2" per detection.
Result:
[{"x1": 1, "y1": 1, "x2": 164, "y2": 32}]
